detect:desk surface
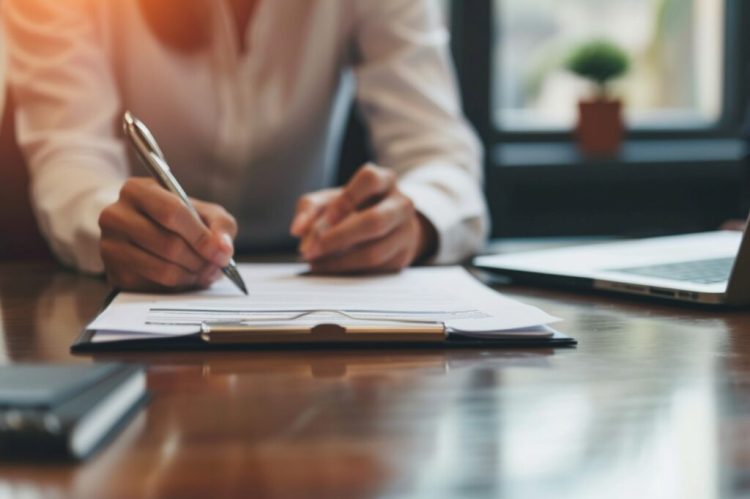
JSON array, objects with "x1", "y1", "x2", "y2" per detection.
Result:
[{"x1": 1, "y1": 261, "x2": 750, "y2": 498}]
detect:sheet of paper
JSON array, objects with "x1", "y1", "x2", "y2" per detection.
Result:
[{"x1": 87, "y1": 264, "x2": 560, "y2": 338}]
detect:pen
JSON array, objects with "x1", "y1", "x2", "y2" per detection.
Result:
[{"x1": 122, "y1": 111, "x2": 248, "y2": 295}]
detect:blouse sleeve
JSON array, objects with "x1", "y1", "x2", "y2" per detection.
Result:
[
  {"x1": 3, "y1": 0, "x2": 128, "y2": 273},
  {"x1": 352, "y1": 0, "x2": 489, "y2": 263}
]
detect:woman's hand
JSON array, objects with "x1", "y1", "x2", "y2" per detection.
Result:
[
  {"x1": 290, "y1": 164, "x2": 437, "y2": 274},
  {"x1": 721, "y1": 219, "x2": 747, "y2": 231},
  {"x1": 99, "y1": 177, "x2": 238, "y2": 291}
]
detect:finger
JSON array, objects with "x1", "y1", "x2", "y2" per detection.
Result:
[
  {"x1": 303, "y1": 195, "x2": 411, "y2": 260},
  {"x1": 101, "y1": 238, "x2": 222, "y2": 291},
  {"x1": 298, "y1": 211, "x2": 335, "y2": 257},
  {"x1": 99, "y1": 202, "x2": 207, "y2": 273},
  {"x1": 290, "y1": 189, "x2": 339, "y2": 237},
  {"x1": 290, "y1": 196, "x2": 327, "y2": 237},
  {"x1": 721, "y1": 219, "x2": 746, "y2": 231},
  {"x1": 120, "y1": 179, "x2": 230, "y2": 267},
  {"x1": 193, "y1": 200, "x2": 238, "y2": 255},
  {"x1": 298, "y1": 228, "x2": 321, "y2": 258},
  {"x1": 322, "y1": 164, "x2": 396, "y2": 226},
  {"x1": 308, "y1": 222, "x2": 412, "y2": 274},
  {"x1": 193, "y1": 200, "x2": 238, "y2": 238}
]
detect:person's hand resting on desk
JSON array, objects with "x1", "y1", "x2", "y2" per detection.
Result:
[
  {"x1": 290, "y1": 164, "x2": 438, "y2": 273},
  {"x1": 99, "y1": 178, "x2": 238, "y2": 291},
  {"x1": 722, "y1": 219, "x2": 747, "y2": 231}
]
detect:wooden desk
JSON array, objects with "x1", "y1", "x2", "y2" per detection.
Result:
[{"x1": 1, "y1": 261, "x2": 750, "y2": 498}]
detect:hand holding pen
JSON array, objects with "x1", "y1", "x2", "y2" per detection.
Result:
[{"x1": 98, "y1": 112, "x2": 247, "y2": 294}]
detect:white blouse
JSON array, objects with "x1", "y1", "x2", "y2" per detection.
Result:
[
  {"x1": 3, "y1": 0, "x2": 488, "y2": 273},
  {"x1": 0, "y1": 19, "x2": 5, "y2": 122}
]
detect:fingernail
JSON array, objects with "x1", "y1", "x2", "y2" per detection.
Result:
[
  {"x1": 220, "y1": 233, "x2": 234, "y2": 253},
  {"x1": 209, "y1": 234, "x2": 232, "y2": 267},
  {"x1": 308, "y1": 217, "x2": 330, "y2": 240},
  {"x1": 210, "y1": 268, "x2": 223, "y2": 282}
]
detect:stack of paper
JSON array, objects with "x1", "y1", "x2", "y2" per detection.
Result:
[{"x1": 86, "y1": 264, "x2": 563, "y2": 344}]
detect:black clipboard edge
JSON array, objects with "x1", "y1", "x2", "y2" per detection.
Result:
[
  {"x1": 71, "y1": 330, "x2": 576, "y2": 353},
  {"x1": 71, "y1": 287, "x2": 120, "y2": 352}
]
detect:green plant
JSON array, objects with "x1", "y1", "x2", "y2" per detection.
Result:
[{"x1": 566, "y1": 40, "x2": 629, "y2": 98}]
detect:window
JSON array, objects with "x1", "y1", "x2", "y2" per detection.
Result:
[
  {"x1": 494, "y1": 0, "x2": 725, "y2": 131},
  {"x1": 450, "y1": 0, "x2": 750, "y2": 238}
]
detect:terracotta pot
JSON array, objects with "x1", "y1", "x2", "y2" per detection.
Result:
[{"x1": 576, "y1": 98, "x2": 624, "y2": 158}]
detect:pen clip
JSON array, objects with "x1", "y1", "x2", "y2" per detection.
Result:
[{"x1": 122, "y1": 112, "x2": 198, "y2": 218}]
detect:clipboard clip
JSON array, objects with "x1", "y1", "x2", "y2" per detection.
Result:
[{"x1": 199, "y1": 309, "x2": 446, "y2": 344}]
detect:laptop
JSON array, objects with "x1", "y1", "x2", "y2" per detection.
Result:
[{"x1": 473, "y1": 219, "x2": 750, "y2": 306}]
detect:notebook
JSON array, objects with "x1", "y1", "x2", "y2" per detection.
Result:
[{"x1": 0, "y1": 363, "x2": 148, "y2": 460}]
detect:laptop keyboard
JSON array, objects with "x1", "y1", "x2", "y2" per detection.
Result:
[{"x1": 607, "y1": 257, "x2": 734, "y2": 285}]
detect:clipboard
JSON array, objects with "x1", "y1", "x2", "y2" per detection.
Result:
[
  {"x1": 71, "y1": 290, "x2": 577, "y2": 353},
  {"x1": 72, "y1": 318, "x2": 576, "y2": 352}
]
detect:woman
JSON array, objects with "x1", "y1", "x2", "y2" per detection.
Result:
[{"x1": 3, "y1": 0, "x2": 488, "y2": 291}]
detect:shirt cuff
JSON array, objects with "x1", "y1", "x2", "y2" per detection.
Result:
[
  {"x1": 70, "y1": 184, "x2": 122, "y2": 274},
  {"x1": 399, "y1": 178, "x2": 488, "y2": 265},
  {"x1": 36, "y1": 180, "x2": 122, "y2": 275}
]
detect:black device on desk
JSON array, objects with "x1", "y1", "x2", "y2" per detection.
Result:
[{"x1": 0, "y1": 363, "x2": 147, "y2": 460}]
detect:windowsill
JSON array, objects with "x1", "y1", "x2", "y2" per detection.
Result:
[{"x1": 493, "y1": 138, "x2": 747, "y2": 169}]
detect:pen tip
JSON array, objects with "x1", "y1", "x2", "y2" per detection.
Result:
[{"x1": 221, "y1": 265, "x2": 248, "y2": 295}]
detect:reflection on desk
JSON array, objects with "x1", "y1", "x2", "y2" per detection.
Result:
[{"x1": 0, "y1": 261, "x2": 750, "y2": 498}]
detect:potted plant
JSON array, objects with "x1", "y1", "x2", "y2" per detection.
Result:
[{"x1": 566, "y1": 40, "x2": 630, "y2": 158}]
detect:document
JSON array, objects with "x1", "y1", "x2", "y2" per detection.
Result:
[{"x1": 86, "y1": 264, "x2": 561, "y2": 343}]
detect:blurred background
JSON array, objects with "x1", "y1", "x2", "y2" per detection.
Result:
[
  {"x1": 495, "y1": 0, "x2": 722, "y2": 131},
  {"x1": 448, "y1": 0, "x2": 750, "y2": 239},
  {"x1": 1, "y1": 0, "x2": 749, "y2": 259}
]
